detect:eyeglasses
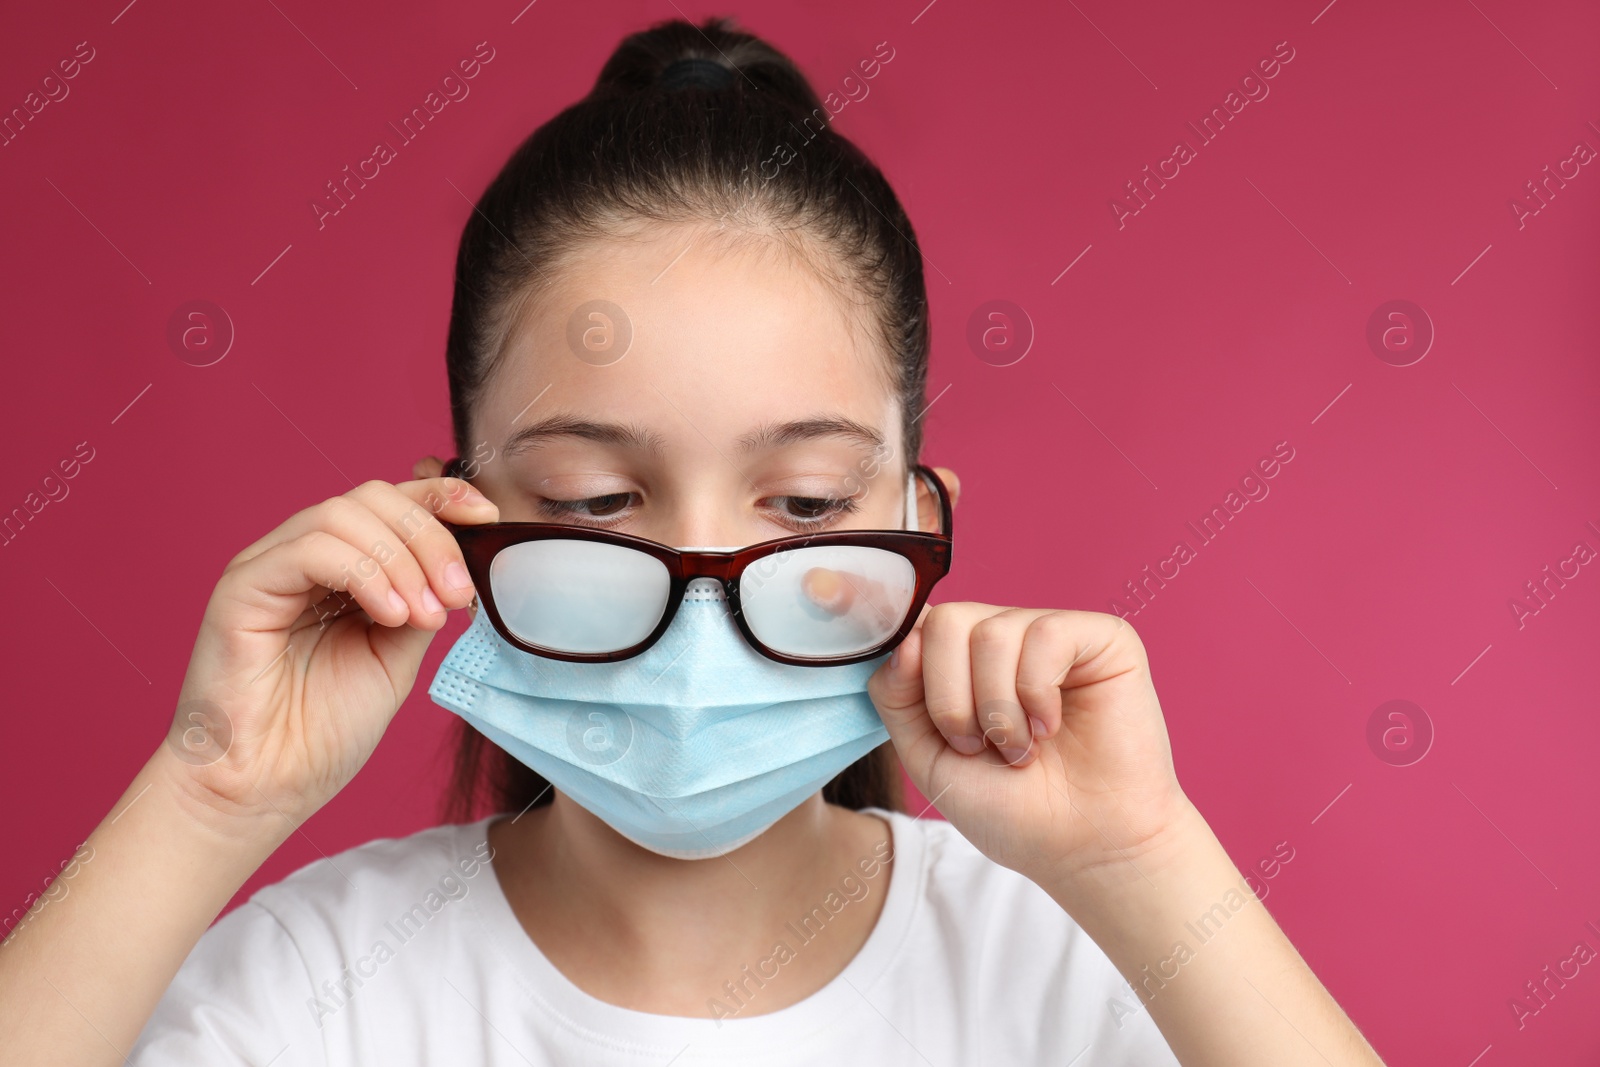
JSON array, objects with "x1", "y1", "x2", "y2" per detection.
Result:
[{"x1": 437, "y1": 460, "x2": 954, "y2": 666}]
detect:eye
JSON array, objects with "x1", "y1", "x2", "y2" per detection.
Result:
[
  {"x1": 581, "y1": 493, "x2": 633, "y2": 517},
  {"x1": 538, "y1": 492, "x2": 639, "y2": 523},
  {"x1": 785, "y1": 496, "x2": 842, "y2": 519},
  {"x1": 765, "y1": 494, "x2": 860, "y2": 528}
]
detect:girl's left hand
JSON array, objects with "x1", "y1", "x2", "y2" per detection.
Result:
[{"x1": 867, "y1": 603, "x2": 1195, "y2": 894}]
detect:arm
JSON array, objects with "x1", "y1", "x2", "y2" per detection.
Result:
[
  {"x1": 0, "y1": 475, "x2": 496, "y2": 1067},
  {"x1": 869, "y1": 604, "x2": 1384, "y2": 1066},
  {"x1": 0, "y1": 753, "x2": 287, "y2": 1065},
  {"x1": 1054, "y1": 800, "x2": 1379, "y2": 1065}
]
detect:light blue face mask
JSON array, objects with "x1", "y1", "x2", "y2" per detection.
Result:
[{"x1": 426, "y1": 476, "x2": 917, "y2": 860}]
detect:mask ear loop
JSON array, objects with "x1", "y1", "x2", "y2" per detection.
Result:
[{"x1": 904, "y1": 470, "x2": 918, "y2": 531}]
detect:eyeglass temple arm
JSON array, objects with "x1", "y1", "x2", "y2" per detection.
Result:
[{"x1": 913, "y1": 463, "x2": 954, "y2": 537}]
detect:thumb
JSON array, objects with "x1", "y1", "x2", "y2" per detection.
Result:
[
  {"x1": 367, "y1": 610, "x2": 450, "y2": 709},
  {"x1": 867, "y1": 625, "x2": 934, "y2": 744}
]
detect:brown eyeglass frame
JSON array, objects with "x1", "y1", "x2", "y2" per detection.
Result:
[{"x1": 437, "y1": 459, "x2": 954, "y2": 666}]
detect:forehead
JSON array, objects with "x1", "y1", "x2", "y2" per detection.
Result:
[{"x1": 472, "y1": 223, "x2": 898, "y2": 453}]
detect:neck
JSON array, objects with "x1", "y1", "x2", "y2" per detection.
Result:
[{"x1": 488, "y1": 791, "x2": 894, "y2": 1017}]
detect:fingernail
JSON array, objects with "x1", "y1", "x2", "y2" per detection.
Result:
[
  {"x1": 999, "y1": 744, "x2": 1031, "y2": 766},
  {"x1": 459, "y1": 485, "x2": 489, "y2": 505},
  {"x1": 387, "y1": 589, "x2": 407, "y2": 616},
  {"x1": 422, "y1": 587, "x2": 445, "y2": 615},
  {"x1": 1029, "y1": 715, "x2": 1047, "y2": 738},
  {"x1": 445, "y1": 562, "x2": 472, "y2": 591},
  {"x1": 888, "y1": 647, "x2": 900, "y2": 669},
  {"x1": 949, "y1": 735, "x2": 984, "y2": 756}
]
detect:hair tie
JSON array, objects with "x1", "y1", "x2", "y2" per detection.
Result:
[{"x1": 657, "y1": 56, "x2": 735, "y2": 91}]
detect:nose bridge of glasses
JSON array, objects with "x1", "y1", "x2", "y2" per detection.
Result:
[{"x1": 671, "y1": 548, "x2": 741, "y2": 585}]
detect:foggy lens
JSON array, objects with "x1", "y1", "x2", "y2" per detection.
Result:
[
  {"x1": 490, "y1": 540, "x2": 671, "y2": 653},
  {"x1": 739, "y1": 546, "x2": 915, "y2": 658}
]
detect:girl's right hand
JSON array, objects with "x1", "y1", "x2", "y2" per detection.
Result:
[{"x1": 159, "y1": 476, "x2": 498, "y2": 835}]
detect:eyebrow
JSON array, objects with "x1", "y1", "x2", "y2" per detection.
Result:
[
  {"x1": 736, "y1": 416, "x2": 886, "y2": 454},
  {"x1": 502, "y1": 414, "x2": 667, "y2": 456}
]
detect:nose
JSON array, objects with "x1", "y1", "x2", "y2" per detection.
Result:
[{"x1": 643, "y1": 484, "x2": 760, "y2": 552}]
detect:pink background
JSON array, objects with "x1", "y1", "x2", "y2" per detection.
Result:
[{"x1": 3, "y1": 0, "x2": 1598, "y2": 1061}]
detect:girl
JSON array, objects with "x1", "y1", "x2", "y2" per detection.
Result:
[{"x1": 0, "y1": 17, "x2": 1385, "y2": 1067}]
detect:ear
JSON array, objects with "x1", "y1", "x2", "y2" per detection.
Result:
[
  {"x1": 915, "y1": 466, "x2": 960, "y2": 532},
  {"x1": 933, "y1": 466, "x2": 961, "y2": 507},
  {"x1": 412, "y1": 455, "x2": 446, "y2": 480}
]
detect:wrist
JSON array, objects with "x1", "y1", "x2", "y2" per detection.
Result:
[
  {"x1": 145, "y1": 743, "x2": 299, "y2": 857},
  {"x1": 1041, "y1": 795, "x2": 1231, "y2": 932},
  {"x1": 1034, "y1": 800, "x2": 1384, "y2": 1064},
  {"x1": 1043, "y1": 800, "x2": 1288, "y2": 1009}
]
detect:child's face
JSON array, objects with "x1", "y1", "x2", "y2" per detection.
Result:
[{"x1": 467, "y1": 221, "x2": 922, "y2": 547}]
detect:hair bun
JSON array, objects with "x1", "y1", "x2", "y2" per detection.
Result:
[
  {"x1": 589, "y1": 16, "x2": 824, "y2": 117},
  {"x1": 657, "y1": 56, "x2": 735, "y2": 91}
]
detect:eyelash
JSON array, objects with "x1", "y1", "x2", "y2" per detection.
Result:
[
  {"x1": 535, "y1": 493, "x2": 861, "y2": 531},
  {"x1": 768, "y1": 494, "x2": 861, "y2": 530},
  {"x1": 537, "y1": 494, "x2": 637, "y2": 525}
]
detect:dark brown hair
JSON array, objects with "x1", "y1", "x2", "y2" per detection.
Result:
[{"x1": 441, "y1": 15, "x2": 929, "y2": 823}]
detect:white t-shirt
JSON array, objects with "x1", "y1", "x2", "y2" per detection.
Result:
[{"x1": 130, "y1": 809, "x2": 1178, "y2": 1066}]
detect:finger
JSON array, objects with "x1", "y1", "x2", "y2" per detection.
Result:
[
  {"x1": 217, "y1": 530, "x2": 412, "y2": 634},
  {"x1": 866, "y1": 623, "x2": 925, "y2": 729},
  {"x1": 867, "y1": 623, "x2": 943, "y2": 773},
  {"x1": 1016, "y1": 610, "x2": 1140, "y2": 733},
  {"x1": 919, "y1": 602, "x2": 998, "y2": 756},
  {"x1": 317, "y1": 493, "x2": 443, "y2": 622},
  {"x1": 227, "y1": 477, "x2": 495, "y2": 572},
  {"x1": 801, "y1": 567, "x2": 859, "y2": 616},
  {"x1": 970, "y1": 608, "x2": 1053, "y2": 766},
  {"x1": 391, "y1": 475, "x2": 500, "y2": 526},
  {"x1": 228, "y1": 492, "x2": 438, "y2": 627},
  {"x1": 348, "y1": 481, "x2": 481, "y2": 612}
]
